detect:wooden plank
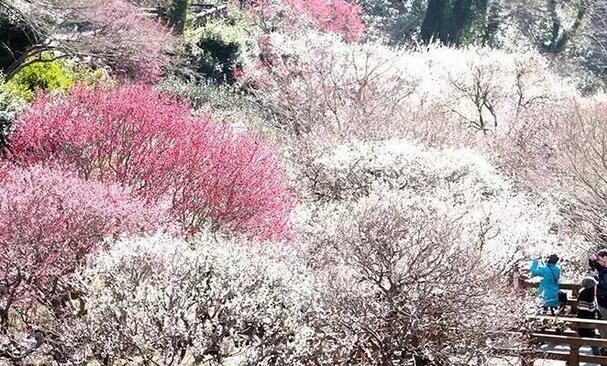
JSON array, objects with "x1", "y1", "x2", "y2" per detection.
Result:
[
  {"x1": 537, "y1": 328, "x2": 579, "y2": 337},
  {"x1": 571, "y1": 344, "x2": 581, "y2": 366},
  {"x1": 539, "y1": 351, "x2": 569, "y2": 361},
  {"x1": 530, "y1": 316, "x2": 607, "y2": 329},
  {"x1": 566, "y1": 298, "x2": 578, "y2": 306},
  {"x1": 496, "y1": 348, "x2": 604, "y2": 364},
  {"x1": 194, "y1": 5, "x2": 228, "y2": 18},
  {"x1": 532, "y1": 333, "x2": 607, "y2": 347},
  {"x1": 562, "y1": 283, "x2": 583, "y2": 291},
  {"x1": 523, "y1": 280, "x2": 581, "y2": 291},
  {"x1": 545, "y1": 351, "x2": 607, "y2": 365}
]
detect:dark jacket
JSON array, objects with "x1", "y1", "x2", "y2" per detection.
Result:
[
  {"x1": 589, "y1": 259, "x2": 607, "y2": 307},
  {"x1": 577, "y1": 286, "x2": 597, "y2": 338},
  {"x1": 578, "y1": 287, "x2": 597, "y2": 319}
]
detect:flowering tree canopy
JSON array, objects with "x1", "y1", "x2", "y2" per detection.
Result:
[
  {"x1": 296, "y1": 139, "x2": 564, "y2": 267},
  {"x1": 243, "y1": 0, "x2": 365, "y2": 41},
  {"x1": 58, "y1": 234, "x2": 316, "y2": 365},
  {"x1": 9, "y1": 84, "x2": 293, "y2": 240},
  {"x1": 0, "y1": 164, "x2": 166, "y2": 325}
]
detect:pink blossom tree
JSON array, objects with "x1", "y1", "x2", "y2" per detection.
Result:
[
  {"x1": 242, "y1": 0, "x2": 365, "y2": 41},
  {"x1": 0, "y1": 164, "x2": 167, "y2": 327},
  {"x1": 8, "y1": 84, "x2": 293, "y2": 240},
  {"x1": 283, "y1": 0, "x2": 366, "y2": 41}
]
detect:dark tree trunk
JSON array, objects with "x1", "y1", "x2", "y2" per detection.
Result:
[
  {"x1": 420, "y1": 0, "x2": 449, "y2": 43},
  {"x1": 449, "y1": 0, "x2": 473, "y2": 43}
]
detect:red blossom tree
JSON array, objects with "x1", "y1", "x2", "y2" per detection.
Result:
[
  {"x1": 8, "y1": 84, "x2": 293, "y2": 240},
  {"x1": 0, "y1": 164, "x2": 166, "y2": 323},
  {"x1": 285, "y1": 0, "x2": 366, "y2": 41},
  {"x1": 243, "y1": 0, "x2": 365, "y2": 41}
]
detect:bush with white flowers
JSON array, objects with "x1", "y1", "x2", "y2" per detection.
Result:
[
  {"x1": 297, "y1": 139, "x2": 566, "y2": 267},
  {"x1": 58, "y1": 234, "x2": 318, "y2": 365}
]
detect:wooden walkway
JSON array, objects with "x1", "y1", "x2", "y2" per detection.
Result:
[{"x1": 518, "y1": 279, "x2": 607, "y2": 366}]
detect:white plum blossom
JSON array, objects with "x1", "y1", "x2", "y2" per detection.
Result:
[
  {"x1": 58, "y1": 234, "x2": 319, "y2": 366},
  {"x1": 297, "y1": 138, "x2": 565, "y2": 267},
  {"x1": 244, "y1": 31, "x2": 587, "y2": 188}
]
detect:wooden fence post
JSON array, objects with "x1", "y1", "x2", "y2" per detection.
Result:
[{"x1": 569, "y1": 344, "x2": 580, "y2": 366}]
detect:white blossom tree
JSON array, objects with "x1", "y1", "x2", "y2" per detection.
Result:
[
  {"x1": 55, "y1": 234, "x2": 318, "y2": 365},
  {"x1": 297, "y1": 194, "x2": 529, "y2": 365},
  {"x1": 296, "y1": 139, "x2": 566, "y2": 267}
]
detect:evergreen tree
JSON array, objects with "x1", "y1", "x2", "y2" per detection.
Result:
[
  {"x1": 166, "y1": 0, "x2": 189, "y2": 34},
  {"x1": 420, "y1": 0, "x2": 490, "y2": 45}
]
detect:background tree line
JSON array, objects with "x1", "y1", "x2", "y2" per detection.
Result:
[{"x1": 362, "y1": 0, "x2": 607, "y2": 77}]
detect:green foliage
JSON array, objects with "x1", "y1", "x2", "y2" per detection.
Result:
[
  {"x1": 2, "y1": 56, "x2": 75, "y2": 101},
  {"x1": 1, "y1": 54, "x2": 109, "y2": 101},
  {"x1": 360, "y1": 0, "x2": 427, "y2": 43},
  {"x1": 72, "y1": 65, "x2": 111, "y2": 87},
  {"x1": 184, "y1": 21, "x2": 248, "y2": 84},
  {"x1": 420, "y1": 0, "x2": 490, "y2": 45},
  {"x1": 165, "y1": 0, "x2": 189, "y2": 34},
  {"x1": 362, "y1": 0, "x2": 496, "y2": 45},
  {"x1": 480, "y1": 0, "x2": 502, "y2": 47}
]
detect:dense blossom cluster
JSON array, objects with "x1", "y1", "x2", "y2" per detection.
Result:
[
  {"x1": 9, "y1": 84, "x2": 293, "y2": 240},
  {"x1": 245, "y1": 0, "x2": 365, "y2": 41},
  {"x1": 299, "y1": 196, "x2": 525, "y2": 364},
  {"x1": 58, "y1": 235, "x2": 317, "y2": 365},
  {"x1": 243, "y1": 31, "x2": 583, "y2": 187},
  {"x1": 0, "y1": 164, "x2": 165, "y2": 324},
  {"x1": 283, "y1": 0, "x2": 365, "y2": 41},
  {"x1": 83, "y1": 0, "x2": 174, "y2": 81},
  {"x1": 42, "y1": 228, "x2": 522, "y2": 365},
  {"x1": 297, "y1": 139, "x2": 565, "y2": 267}
]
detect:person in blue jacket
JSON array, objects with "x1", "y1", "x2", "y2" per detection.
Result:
[{"x1": 529, "y1": 254, "x2": 561, "y2": 314}]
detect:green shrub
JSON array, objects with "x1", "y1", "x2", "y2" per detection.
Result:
[
  {"x1": 1, "y1": 53, "x2": 111, "y2": 101},
  {"x1": 2, "y1": 55, "x2": 75, "y2": 101},
  {"x1": 71, "y1": 65, "x2": 112, "y2": 87},
  {"x1": 184, "y1": 21, "x2": 248, "y2": 84}
]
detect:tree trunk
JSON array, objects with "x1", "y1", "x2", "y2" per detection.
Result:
[{"x1": 420, "y1": 0, "x2": 449, "y2": 43}]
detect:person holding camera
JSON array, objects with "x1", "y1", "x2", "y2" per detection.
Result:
[
  {"x1": 589, "y1": 249, "x2": 607, "y2": 339},
  {"x1": 529, "y1": 254, "x2": 562, "y2": 315},
  {"x1": 577, "y1": 277, "x2": 600, "y2": 355}
]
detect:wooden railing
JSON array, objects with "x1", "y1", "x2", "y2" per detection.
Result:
[
  {"x1": 520, "y1": 279, "x2": 582, "y2": 292},
  {"x1": 530, "y1": 316, "x2": 607, "y2": 366},
  {"x1": 516, "y1": 276, "x2": 607, "y2": 365},
  {"x1": 192, "y1": 4, "x2": 228, "y2": 26},
  {"x1": 515, "y1": 274, "x2": 582, "y2": 313}
]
